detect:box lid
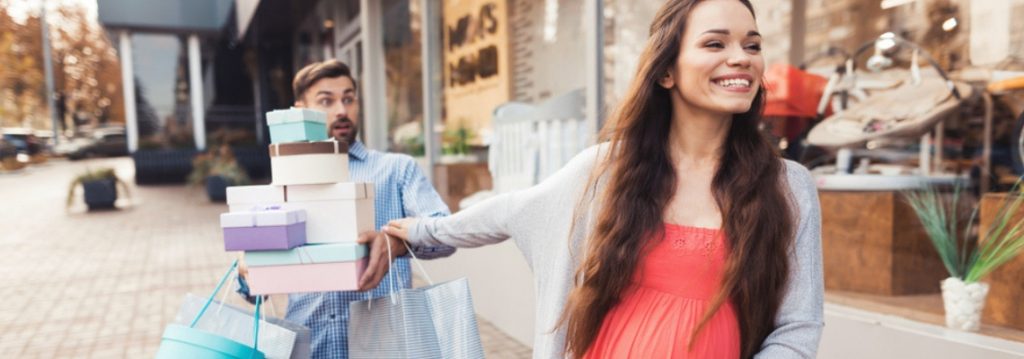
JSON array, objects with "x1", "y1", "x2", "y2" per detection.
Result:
[
  {"x1": 245, "y1": 243, "x2": 368, "y2": 266},
  {"x1": 286, "y1": 182, "x2": 373, "y2": 202},
  {"x1": 269, "y1": 140, "x2": 348, "y2": 157},
  {"x1": 220, "y1": 207, "x2": 307, "y2": 228},
  {"x1": 266, "y1": 107, "x2": 327, "y2": 125},
  {"x1": 226, "y1": 185, "x2": 286, "y2": 206}
]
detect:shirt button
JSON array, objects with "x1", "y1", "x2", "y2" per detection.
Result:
[{"x1": 330, "y1": 314, "x2": 336, "y2": 320}]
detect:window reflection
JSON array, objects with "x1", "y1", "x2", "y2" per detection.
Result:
[
  {"x1": 132, "y1": 33, "x2": 193, "y2": 149},
  {"x1": 383, "y1": 0, "x2": 425, "y2": 156}
]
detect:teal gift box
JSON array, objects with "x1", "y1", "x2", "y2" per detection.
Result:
[
  {"x1": 245, "y1": 242, "x2": 368, "y2": 267},
  {"x1": 266, "y1": 108, "x2": 328, "y2": 144}
]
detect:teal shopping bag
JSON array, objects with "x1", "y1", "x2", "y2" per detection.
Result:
[{"x1": 156, "y1": 260, "x2": 266, "y2": 359}]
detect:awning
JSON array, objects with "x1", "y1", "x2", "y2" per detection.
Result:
[{"x1": 97, "y1": 0, "x2": 233, "y2": 34}]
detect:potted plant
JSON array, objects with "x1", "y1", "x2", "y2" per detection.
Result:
[
  {"x1": 904, "y1": 184, "x2": 1024, "y2": 331},
  {"x1": 188, "y1": 144, "x2": 251, "y2": 202},
  {"x1": 66, "y1": 167, "x2": 131, "y2": 211}
]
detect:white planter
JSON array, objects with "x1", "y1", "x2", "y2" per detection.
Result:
[{"x1": 940, "y1": 277, "x2": 990, "y2": 331}]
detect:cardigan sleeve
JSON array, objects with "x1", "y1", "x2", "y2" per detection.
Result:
[
  {"x1": 754, "y1": 161, "x2": 825, "y2": 358},
  {"x1": 408, "y1": 144, "x2": 605, "y2": 252}
]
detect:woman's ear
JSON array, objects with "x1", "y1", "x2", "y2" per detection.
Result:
[{"x1": 659, "y1": 71, "x2": 675, "y2": 89}]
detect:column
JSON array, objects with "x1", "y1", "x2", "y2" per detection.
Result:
[
  {"x1": 584, "y1": 0, "x2": 605, "y2": 142},
  {"x1": 119, "y1": 31, "x2": 139, "y2": 152},
  {"x1": 420, "y1": 0, "x2": 443, "y2": 183},
  {"x1": 188, "y1": 34, "x2": 206, "y2": 151},
  {"x1": 789, "y1": 0, "x2": 807, "y2": 65}
]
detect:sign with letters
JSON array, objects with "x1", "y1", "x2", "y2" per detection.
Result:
[{"x1": 443, "y1": 0, "x2": 510, "y2": 142}]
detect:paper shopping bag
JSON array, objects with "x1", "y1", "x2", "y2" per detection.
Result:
[{"x1": 347, "y1": 278, "x2": 485, "y2": 359}]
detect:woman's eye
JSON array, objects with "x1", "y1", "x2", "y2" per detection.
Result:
[
  {"x1": 746, "y1": 44, "x2": 762, "y2": 52},
  {"x1": 705, "y1": 41, "x2": 724, "y2": 49}
]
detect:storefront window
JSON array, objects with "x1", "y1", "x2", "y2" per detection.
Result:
[
  {"x1": 506, "y1": 0, "x2": 586, "y2": 104},
  {"x1": 382, "y1": 0, "x2": 425, "y2": 156},
  {"x1": 601, "y1": 0, "x2": 660, "y2": 109},
  {"x1": 131, "y1": 33, "x2": 193, "y2": 149}
]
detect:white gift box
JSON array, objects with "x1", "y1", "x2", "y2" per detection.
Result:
[
  {"x1": 220, "y1": 207, "x2": 307, "y2": 228},
  {"x1": 226, "y1": 183, "x2": 375, "y2": 244},
  {"x1": 269, "y1": 140, "x2": 349, "y2": 186},
  {"x1": 226, "y1": 185, "x2": 286, "y2": 210},
  {"x1": 286, "y1": 182, "x2": 375, "y2": 244}
]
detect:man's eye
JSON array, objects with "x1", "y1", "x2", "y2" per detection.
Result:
[
  {"x1": 342, "y1": 98, "x2": 355, "y2": 105},
  {"x1": 319, "y1": 99, "x2": 332, "y2": 106}
]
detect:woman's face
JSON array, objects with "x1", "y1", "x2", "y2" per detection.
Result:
[{"x1": 662, "y1": 0, "x2": 764, "y2": 116}]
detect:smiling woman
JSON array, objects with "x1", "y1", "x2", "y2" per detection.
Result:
[{"x1": 381, "y1": 0, "x2": 824, "y2": 358}]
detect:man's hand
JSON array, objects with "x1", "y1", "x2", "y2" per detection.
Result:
[{"x1": 357, "y1": 230, "x2": 408, "y2": 291}]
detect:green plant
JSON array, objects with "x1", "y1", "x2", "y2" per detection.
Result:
[
  {"x1": 442, "y1": 125, "x2": 472, "y2": 156},
  {"x1": 66, "y1": 167, "x2": 131, "y2": 208},
  {"x1": 904, "y1": 182, "x2": 1024, "y2": 283},
  {"x1": 188, "y1": 144, "x2": 251, "y2": 187}
]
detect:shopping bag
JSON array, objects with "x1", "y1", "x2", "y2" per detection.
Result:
[
  {"x1": 347, "y1": 236, "x2": 485, "y2": 359},
  {"x1": 175, "y1": 293, "x2": 310, "y2": 359},
  {"x1": 156, "y1": 260, "x2": 266, "y2": 359}
]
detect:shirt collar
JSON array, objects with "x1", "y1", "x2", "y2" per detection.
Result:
[{"x1": 348, "y1": 140, "x2": 369, "y2": 161}]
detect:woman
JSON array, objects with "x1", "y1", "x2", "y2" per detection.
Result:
[{"x1": 383, "y1": 0, "x2": 823, "y2": 357}]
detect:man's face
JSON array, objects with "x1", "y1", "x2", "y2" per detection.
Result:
[{"x1": 296, "y1": 76, "x2": 360, "y2": 144}]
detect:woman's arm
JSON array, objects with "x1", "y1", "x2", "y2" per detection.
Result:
[
  {"x1": 755, "y1": 162, "x2": 825, "y2": 358},
  {"x1": 384, "y1": 144, "x2": 606, "y2": 250}
]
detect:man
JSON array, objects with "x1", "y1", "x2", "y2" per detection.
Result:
[{"x1": 239, "y1": 60, "x2": 454, "y2": 358}]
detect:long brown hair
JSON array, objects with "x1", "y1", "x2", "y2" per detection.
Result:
[{"x1": 559, "y1": 1, "x2": 794, "y2": 358}]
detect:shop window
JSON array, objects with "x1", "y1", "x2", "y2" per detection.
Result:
[
  {"x1": 131, "y1": 33, "x2": 194, "y2": 150},
  {"x1": 382, "y1": 0, "x2": 426, "y2": 157}
]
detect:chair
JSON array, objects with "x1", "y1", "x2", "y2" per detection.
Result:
[{"x1": 459, "y1": 88, "x2": 589, "y2": 209}]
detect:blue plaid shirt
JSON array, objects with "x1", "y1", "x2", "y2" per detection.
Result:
[{"x1": 272, "y1": 141, "x2": 453, "y2": 358}]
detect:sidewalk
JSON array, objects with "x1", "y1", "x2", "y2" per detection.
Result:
[{"x1": 0, "y1": 157, "x2": 530, "y2": 358}]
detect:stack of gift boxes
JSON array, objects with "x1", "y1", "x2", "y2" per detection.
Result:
[{"x1": 219, "y1": 108, "x2": 375, "y2": 295}]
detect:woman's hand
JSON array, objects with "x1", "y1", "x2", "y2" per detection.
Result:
[{"x1": 382, "y1": 218, "x2": 416, "y2": 241}]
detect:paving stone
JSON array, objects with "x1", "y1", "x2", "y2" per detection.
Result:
[{"x1": 1, "y1": 157, "x2": 531, "y2": 358}]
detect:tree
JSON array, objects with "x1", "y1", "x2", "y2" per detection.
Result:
[
  {"x1": 0, "y1": 3, "x2": 46, "y2": 128},
  {"x1": 0, "y1": 0, "x2": 124, "y2": 132}
]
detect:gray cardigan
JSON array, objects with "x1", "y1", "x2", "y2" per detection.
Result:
[{"x1": 409, "y1": 144, "x2": 824, "y2": 358}]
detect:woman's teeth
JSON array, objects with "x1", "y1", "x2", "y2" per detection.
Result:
[{"x1": 715, "y1": 78, "x2": 751, "y2": 88}]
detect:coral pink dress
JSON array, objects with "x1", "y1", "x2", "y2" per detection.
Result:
[{"x1": 584, "y1": 223, "x2": 740, "y2": 359}]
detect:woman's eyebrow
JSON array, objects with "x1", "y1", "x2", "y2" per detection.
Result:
[{"x1": 701, "y1": 29, "x2": 762, "y2": 38}]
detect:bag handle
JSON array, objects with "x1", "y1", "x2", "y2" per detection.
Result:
[
  {"x1": 382, "y1": 232, "x2": 435, "y2": 291},
  {"x1": 190, "y1": 259, "x2": 238, "y2": 327},
  {"x1": 365, "y1": 232, "x2": 438, "y2": 309},
  {"x1": 190, "y1": 259, "x2": 262, "y2": 352}
]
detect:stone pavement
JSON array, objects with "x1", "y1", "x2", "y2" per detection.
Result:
[{"x1": 0, "y1": 157, "x2": 531, "y2": 358}]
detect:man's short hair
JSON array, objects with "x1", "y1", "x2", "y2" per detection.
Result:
[{"x1": 292, "y1": 60, "x2": 357, "y2": 100}]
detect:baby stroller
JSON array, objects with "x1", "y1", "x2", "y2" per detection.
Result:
[{"x1": 802, "y1": 33, "x2": 972, "y2": 191}]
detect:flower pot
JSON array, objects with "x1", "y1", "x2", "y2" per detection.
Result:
[
  {"x1": 941, "y1": 277, "x2": 990, "y2": 331},
  {"x1": 82, "y1": 178, "x2": 117, "y2": 210},
  {"x1": 205, "y1": 175, "x2": 231, "y2": 202}
]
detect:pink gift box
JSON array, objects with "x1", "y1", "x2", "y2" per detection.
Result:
[{"x1": 246, "y1": 258, "x2": 369, "y2": 295}]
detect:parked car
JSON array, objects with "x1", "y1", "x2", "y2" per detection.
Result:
[
  {"x1": 0, "y1": 135, "x2": 25, "y2": 170},
  {"x1": 58, "y1": 127, "x2": 128, "y2": 160},
  {"x1": 1, "y1": 127, "x2": 44, "y2": 156},
  {"x1": 0, "y1": 137, "x2": 16, "y2": 161}
]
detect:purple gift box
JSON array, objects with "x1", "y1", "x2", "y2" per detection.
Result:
[{"x1": 220, "y1": 206, "x2": 307, "y2": 251}]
